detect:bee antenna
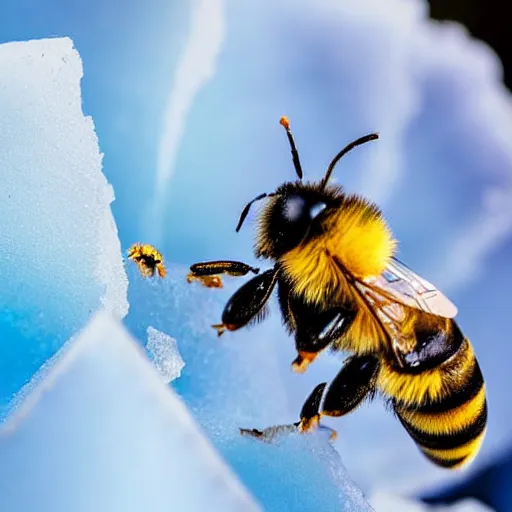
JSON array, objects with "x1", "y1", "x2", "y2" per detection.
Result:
[
  {"x1": 280, "y1": 116, "x2": 303, "y2": 180},
  {"x1": 236, "y1": 192, "x2": 276, "y2": 232},
  {"x1": 320, "y1": 133, "x2": 379, "y2": 189}
]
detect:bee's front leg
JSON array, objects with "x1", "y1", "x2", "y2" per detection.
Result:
[
  {"x1": 187, "y1": 260, "x2": 260, "y2": 288},
  {"x1": 211, "y1": 267, "x2": 279, "y2": 336}
]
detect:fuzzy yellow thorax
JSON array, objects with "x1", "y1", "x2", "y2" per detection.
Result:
[{"x1": 280, "y1": 196, "x2": 396, "y2": 305}]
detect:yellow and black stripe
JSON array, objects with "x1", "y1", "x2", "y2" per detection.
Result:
[{"x1": 380, "y1": 325, "x2": 487, "y2": 469}]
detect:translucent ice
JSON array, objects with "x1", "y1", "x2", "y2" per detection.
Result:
[
  {"x1": 0, "y1": 311, "x2": 260, "y2": 512},
  {"x1": 0, "y1": 37, "x2": 129, "y2": 417},
  {"x1": 146, "y1": 326, "x2": 185, "y2": 383}
]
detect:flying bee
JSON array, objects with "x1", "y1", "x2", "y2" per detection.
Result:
[
  {"x1": 240, "y1": 383, "x2": 337, "y2": 444},
  {"x1": 127, "y1": 243, "x2": 166, "y2": 278},
  {"x1": 190, "y1": 116, "x2": 487, "y2": 470},
  {"x1": 186, "y1": 261, "x2": 260, "y2": 289}
]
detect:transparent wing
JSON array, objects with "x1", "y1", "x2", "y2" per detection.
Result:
[
  {"x1": 353, "y1": 278, "x2": 417, "y2": 361},
  {"x1": 361, "y1": 257, "x2": 458, "y2": 319}
]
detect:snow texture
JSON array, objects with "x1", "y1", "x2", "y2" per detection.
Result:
[
  {"x1": 146, "y1": 326, "x2": 185, "y2": 383},
  {"x1": 0, "y1": 311, "x2": 260, "y2": 512},
  {"x1": 0, "y1": 37, "x2": 129, "y2": 417}
]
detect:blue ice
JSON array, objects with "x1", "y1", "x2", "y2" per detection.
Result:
[
  {"x1": 0, "y1": 312, "x2": 260, "y2": 512},
  {"x1": 0, "y1": 36, "x2": 128, "y2": 420}
]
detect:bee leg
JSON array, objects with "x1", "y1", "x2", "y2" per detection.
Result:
[
  {"x1": 189, "y1": 260, "x2": 260, "y2": 279},
  {"x1": 321, "y1": 355, "x2": 380, "y2": 418},
  {"x1": 212, "y1": 323, "x2": 227, "y2": 336},
  {"x1": 297, "y1": 382, "x2": 339, "y2": 441},
  {"x1": 292, "y1": 309, "x2": 356, "y2": 373},
  {"x1": 298, "y1": 382, "x2": 326, "y2": 432},
  {"x1": 212, "y1": 267, "x2": 279, "y2": 336},
  {"x1": 188, "y1": 260, "x2": 260, "y2": 289}
]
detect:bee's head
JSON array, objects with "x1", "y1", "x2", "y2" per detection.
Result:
[
  {"x1": 254, "y1": 182, "x2": 342, "y2": 259},
  {"x1": 233, "y1": 116, "x2": 379, "y2": 260}
]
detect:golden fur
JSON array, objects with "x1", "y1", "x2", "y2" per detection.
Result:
[
  {"x1": 274, "y1": 193, "x2": 396, "y2": 354},
  {"x1": 278, "y1": 194, "x2": 396, "y2": 298}
]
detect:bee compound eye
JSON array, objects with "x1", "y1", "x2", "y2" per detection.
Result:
[{"x1": 283, "y1": 196, "x2": 306, "y2": 222}]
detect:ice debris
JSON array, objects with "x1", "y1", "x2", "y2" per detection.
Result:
[{"x1": 146, "y1": 326, "x2": 185, "y2": 384}]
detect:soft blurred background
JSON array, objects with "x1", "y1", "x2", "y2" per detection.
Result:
[{"x1": 1, "y1": 0, "x2": 511, "y2": 510}]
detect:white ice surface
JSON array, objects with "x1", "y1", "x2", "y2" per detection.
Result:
[
  {"x1": 0, "y1": 36, "x2": 129, "y2": 323},
  {"x1": 0, "y1": 36, "x2": 129, "y2": 416},
  {"x1": 146, "y1": 325, "x2": 185, "y2": 383},
  {"x1": 0, "y1": 311, "x2": 260, "y2": 512}
]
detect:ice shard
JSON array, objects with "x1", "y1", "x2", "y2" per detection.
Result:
[
  {"x1": 0, "y1": 311, "x2": 260, "y2": 512},
  {"x1": 146, "y1": 326, "x2": 185, "y2": 383},
  {"x1": 0, "y1": 36, "x2": 129, "y2": 417}
]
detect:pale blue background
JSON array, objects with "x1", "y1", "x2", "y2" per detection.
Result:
[{"x1": 1, "y1": 0, "x2": 511, "y2": 508}]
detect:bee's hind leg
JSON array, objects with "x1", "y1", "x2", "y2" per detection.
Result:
[
  {"x1": 297, "y1": 382, "x2": 328, "y2": 433},
  {"x1": 321, "y1": 354, "x2": 380, "y2": 418}
]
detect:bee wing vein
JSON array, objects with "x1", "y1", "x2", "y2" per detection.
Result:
[{"x1": 364, "y1": 257, "x2": 458, "y2": 319}]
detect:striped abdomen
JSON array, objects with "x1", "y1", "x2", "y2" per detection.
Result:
[{"x1": 378, "y1": 324, "x2": 487, "y2": 469}]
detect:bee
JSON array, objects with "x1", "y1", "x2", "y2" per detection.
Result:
[
  {"x1": 127, "y1": 243, "x2": 167, "y2": 278},
  {"x1": 190, "y1": 116, "x2": 487, "y2": 470},
  {"x1": 186, "y1": 261, "x2": 259, "y2": 289},
  {"x1": 240, "y1": 383, "x2": 337, "y2": 443}
]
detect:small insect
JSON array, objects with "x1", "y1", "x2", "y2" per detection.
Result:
[
  {"x1": 190, "y1": 116, "x2": 487, "y2": 470},
  {"x1": 127, "y1": 243, "x2": 166, "y2": 278},
  {"x1": 240, "y1": 383, "x2": 337, "y2": 443},
  {"x1": 186, "y1": 261, "x2": 259, "y2": 290}
]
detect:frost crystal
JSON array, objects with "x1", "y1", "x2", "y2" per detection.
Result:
[{"x1": 146, "y1": 326, "x2": 185, "y2": 383}]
